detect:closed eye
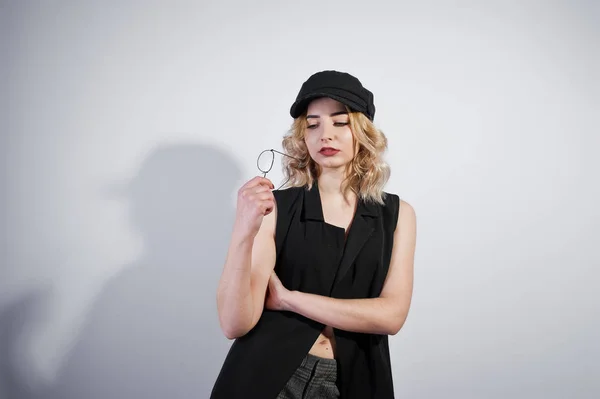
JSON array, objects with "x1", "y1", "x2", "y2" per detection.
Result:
[{"x1": 306, "y1": 121, "x2": 349, "y2": 129}]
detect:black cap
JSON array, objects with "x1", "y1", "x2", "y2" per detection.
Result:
[{"x1": 289, "y1": 70, "x2": 375, "y2": 121}]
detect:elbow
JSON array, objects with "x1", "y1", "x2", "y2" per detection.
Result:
[
  {"x1": 216, "y1": 296, "x2": 255, "y2": 340},
  {"x1": 219, "y1": 320, "x2": 251, "y2": 340},
  {"x1": 219, "y1": 321, "x2": 238, "y2": 339},
  {"x1": 222, "y1": 328, "x2": 245, "y2": 340},
  {"x1": 386, "y1": 320, "x2": 404, "y2": 336},
  {"x1": 219, "y1": 319, "x2": 251, "y2": 340},
  {"x1": 218, "y1": 311, "x2": 255, "y2": 340},
  {"x1": 380, "y1": 297, "x2": 411, "y2": 335},
  {"x1": 385, "y1": 310, "x2": 409, "y2": 336}
]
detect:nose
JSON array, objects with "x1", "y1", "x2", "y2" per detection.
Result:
[{"x1": 320, "y1": 123, "x2": 334, "y2": 142}]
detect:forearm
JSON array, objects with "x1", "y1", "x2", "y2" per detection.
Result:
[
  {"x1": 284, "y1": 291, "x2": 408, "y2": 335},
  {"x1": 216, "y1": 233, "x2": 255, "y2": 338}
]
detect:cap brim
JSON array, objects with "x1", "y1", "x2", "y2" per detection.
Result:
[{"x1": 290, "y1": 88, "x2": 367, "y2": 119}]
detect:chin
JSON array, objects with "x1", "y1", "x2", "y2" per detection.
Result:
[{"x1": 316, "y1": 158, "x2": 350, "y2": 170}]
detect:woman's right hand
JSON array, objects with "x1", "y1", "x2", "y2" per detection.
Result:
[{"x1": 233, "y1": 176, "x2": 275, "y2": 241}]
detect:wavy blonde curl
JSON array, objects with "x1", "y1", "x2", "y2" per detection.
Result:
[{"x1": 280, "y1": 106, "x2": 390, "y2": 204}]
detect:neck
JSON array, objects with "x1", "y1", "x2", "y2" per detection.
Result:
[{"x1": 317, "y1": 168, "x2": 356, "y2": 204}]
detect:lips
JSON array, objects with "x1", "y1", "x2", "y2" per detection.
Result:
[{"x1": 319, "y1": 147, "x2": 340, "y2": 156}]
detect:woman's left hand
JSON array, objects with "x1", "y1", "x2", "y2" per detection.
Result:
[{"x1": 265, "y1": 271, "x2": 291, "y2": 311}]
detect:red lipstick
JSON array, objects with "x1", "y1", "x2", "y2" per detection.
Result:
[{"x1": 319, "y1": 147, "x2": 340, "y2": 156}]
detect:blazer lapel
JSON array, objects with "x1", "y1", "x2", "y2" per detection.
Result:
[{"x1": 331, "y1": 199, "x2": 378, "y2": 290}]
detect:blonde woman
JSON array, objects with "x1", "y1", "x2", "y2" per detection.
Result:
[{"x1": 211, "y1": 70, "x2": 417, "y2": 399}]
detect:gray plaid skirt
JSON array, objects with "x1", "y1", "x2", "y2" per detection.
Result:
[{"x1": 276, "y1": 353, "x2": 340, "y2": 398}]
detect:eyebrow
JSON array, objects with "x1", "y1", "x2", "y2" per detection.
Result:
[{"x1": 306, "y1": 111, "x2": 348, "y2": 119}]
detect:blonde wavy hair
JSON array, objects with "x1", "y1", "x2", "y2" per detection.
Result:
[{"x1": 281, "y1": 106, "x2": 390, "y2": 204}]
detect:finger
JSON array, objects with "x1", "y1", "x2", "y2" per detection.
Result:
[
  {"x1": 259, "y1": 177, "x2": 275, "y2": 190},
  {"x1": 260, "y1": 200, "x2": 275, "y2": 215},
  {"x1": 238, "y1": 177, "x2": 262, "y2": 192},
  {"x1": 241, "y1": 186, "x2": 273, "y2": 201},
  {"x1": 249, "y1": 184, "x2": 273, "y2": 195},
  {"x1": 263, "y1": 177, "x2": 275, "y2": 189},
  {"x1": 243, "y1": 192, "x2": 273, "y2": 205},
  {"x1": 241, "y1": 187, "x2": 274, "y2": 202},
  {"x1": 243, "y1": 176, "x2": 274, "y2": 190},
  {"x1": 253, "y1": 191, "x2": 275, "y2": 201}
]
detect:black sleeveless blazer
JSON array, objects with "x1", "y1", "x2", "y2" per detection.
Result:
[{"x1": 210, "y1": 183, "x2": 400, "y2": 399}]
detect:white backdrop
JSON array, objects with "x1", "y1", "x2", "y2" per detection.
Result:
[{"x1": 2, "y1": 1, "x2": 599, "y2": 398}]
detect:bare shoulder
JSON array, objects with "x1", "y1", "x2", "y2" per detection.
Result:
[
  {"x1": 394, "y1": 199, "x2": 416, "y2": 245},
  {"x1": 398, "y1": 199, "x2": 416, "y2": 228},
  {"x1": 383, "y1": 192, "x2": 416, "y2": 232}
]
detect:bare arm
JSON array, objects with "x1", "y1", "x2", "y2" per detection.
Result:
[
  {"x1": 216, "y1": 177, "x2": 277, "y2": 339},
  {"x1": 273, "y1": 200, "x2": 417, "y2": 335}
]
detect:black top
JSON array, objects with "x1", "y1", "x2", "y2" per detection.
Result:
[{"x1": 210, "y1": 183, "x2": 400, "y2": 399}]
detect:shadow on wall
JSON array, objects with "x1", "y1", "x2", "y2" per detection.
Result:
[
  {"x1": 0, "y1": 289, "x2": 54, "y2": 399},
  {"x1": 1, "y1": 143, "x2": 242, "y2": 399}
]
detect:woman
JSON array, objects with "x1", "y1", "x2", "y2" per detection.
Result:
[{"x1": 211, "y1": 70, "x2": 417, "y2": 399}]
